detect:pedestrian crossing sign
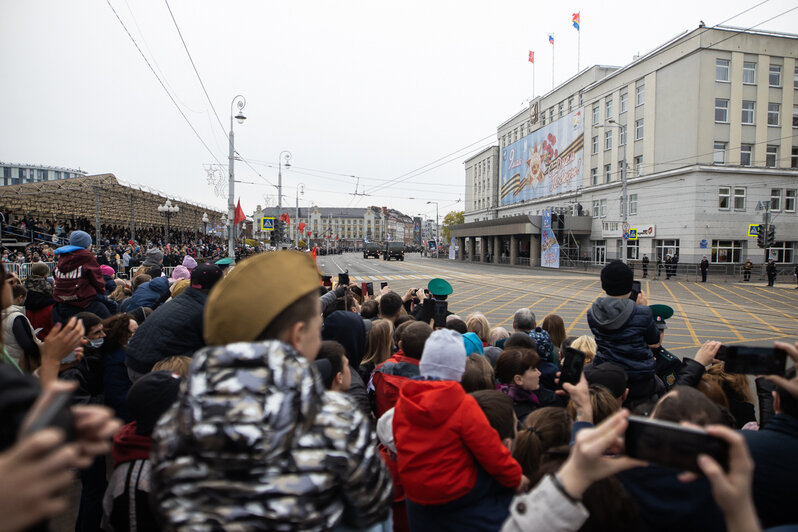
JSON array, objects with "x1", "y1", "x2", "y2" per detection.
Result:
[
  {"x1": 628, "y1": 228, "x2": 638, "y2": 241},
  {"x1": 261, "y1": 217, "x2": 275, "y2": 231},
  {"x1": 747, "y1": 224, "x2": 760, "y2": 237}
]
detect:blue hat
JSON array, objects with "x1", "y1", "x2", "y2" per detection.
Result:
[
  {"x1": 463, "y1": 332, "x2": 484, "y2": 356},
  {"x1": 69, "y1": 230, "x2": 92, "y2": 250}
]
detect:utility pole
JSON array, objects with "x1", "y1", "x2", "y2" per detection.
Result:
[{"x1": 761, "y1": 201, "x2": 771, "y2": 265}]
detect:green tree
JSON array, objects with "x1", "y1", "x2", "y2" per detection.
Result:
[{"x1": 441, "y1": 210, "x2": 465, "y2": 243}]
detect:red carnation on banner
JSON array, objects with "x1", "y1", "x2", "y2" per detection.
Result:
[
  {"x1": 298, "y1": 222, "x2": 306, "y2": 235},
  {"x1": 234, "y1": 198, "x2": 245, "y2": 225}
]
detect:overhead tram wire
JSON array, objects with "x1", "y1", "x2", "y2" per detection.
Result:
[{"x1": 104, "y1": 0, "x2": 225, "y2": 169}]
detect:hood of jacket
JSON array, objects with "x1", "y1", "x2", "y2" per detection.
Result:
[
  {"x1": 112, "y1": 421, "x2": 153, "y2": 466},
  {"x1": 397, "y1": 379, "x2": 465, "y2": 428},
  {"x1": 321, "y1": 310, "x2": 366, "y2": 368},
  {"x1": 54, "y1": 248, "x2": 97, "y2": 274},
  {"x1": 122, "y1": 276, "x2": 170, "y2": 311},
  {"x1": 589, "y1": 297, "x2": 636, "y2": 331}
]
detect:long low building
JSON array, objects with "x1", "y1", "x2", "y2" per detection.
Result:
[{"x1": 460, "y1": 25, "x2": 798, "y2": 267}]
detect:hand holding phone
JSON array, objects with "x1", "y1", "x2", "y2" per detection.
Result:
[
  {"x1": 338, "y1": 272, "x2": 350, "y2": 286},
  {"x1": 22, "y1": 389, "x2": 76, "y2": 443},
  {"x1": 560, "y1": 347, "x2": 586, "y2": 386},
  {"x1": 716, "y1": 345, "x2": 787, "y2": 375},
  {"x1": 630, "y1": 280, "x2": 642, "y2": 301},
  {"x1": 433, "y1": 300, "x2": 448, "y2": 329},
  {"x1": 380, "y1": 281, "x2": 388, "y2": 289}
]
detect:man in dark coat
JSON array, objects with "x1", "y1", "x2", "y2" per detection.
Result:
[
  {"x1": 766, "y1": 259, "x2": 777, "y2": 286},
  {"x1": 700, "y1": 255, "x2": 709, "y2": 282},
  {"x1": 124, "y1": 265, "x2": 223, "y2": 381},
  {"x1": 641, "y1": 253, "x2": 649, "y2": 278}
]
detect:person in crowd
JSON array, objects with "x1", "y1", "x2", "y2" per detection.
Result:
[
  {"x1": 569, "y1": 335, "x2": 596, "y2": 364},
  {"x1": 151, "y1": 251, "x2": 392, "y2": 530},
  {"x1": 103, "y1": 370, "x2": 181, "y2": 532},
  {"x1": 182, "y1": 255, "x2": 197, "y2": 271},
  {"x1": 2, "y1": 284, "x2": 40, "y2": 372},
  {"x1": 100, "y1": 265, "x2": 117, "y2": 294},
  {"x1": 587, "y1": 261, "x2": 660, "y2": 407},
  {"x1": 503, "y1": 308, "x2": 554, "y2": 363},
  {"x1": 495, "y1": 347, "x2": 563, "y2": 423},
  {"x1": 52, "y1": 230, "x2": 110, "y2": 322},
  {"x1": 142, "y1": 248, "x2": 163, "y2": 269},
  {"x1": 700, "y1": 255, "x2": 710, "y2": 282},
  {"x1": 703, "y1": 362, "x2": 756, "y2": 429},
  {"x1": 151, "y1": 355, "x2": 192, "y2": 377},
  {"x1": 470, "y1": 390, "x2": 516, "y2": 451},
  {"x1": 99, "y1": 313, "x2": 138, "y2": 422},
  {"x1": 489, "y1": 326, "x2": 510, "y2": 347},
  {"x1": 445, "y1": 317, "x2": 468, "y2": 334},
  {"x1": 314, "y1": 340, "x2": 352, "y2": 392},
  {"x1": 566, "y1": 384, "x2": 620, "y2": 426},
  {"x1": 641, "y1": 253, "x2": 649, "y2": 278},
  {"x1": 360, "y1": 318, "x2": 394, "y2": 383},
  {"x1": 393, "y1": 329, "x2": 527, "y2": 530},
  {"x1": 409, "y1": 278, "x2": 454, "y2": 323},
  {"x1": 125, "y1": 264, "x2": 223, "y2": 381},
  {"x1": 743, "y1": 257, "x2": 753, "y2": 282},
  {"x1": 461, "y1": 353, "x2": 496, "y2": 393},
  {"x1": 583, "y1": 362, "x2": 629, "y2": 406},
  {"x1": 463, "y1": 331, "x2": 484, "y2": 356},
  {"x1": 360, "y1": 299, "x2": 379, "y2": 319},
  {"x1": 169, "y1": 265, "x2": 191, "y2": 282},
  {"x1": 512, "y1": 406, "x2": 572, "y2": 479},
  {"x1": 23, "y1": 261, "x2": 54, "y2": 339},
  {"x1": 320, "y1": 309, "x2": 371, "y2": 414},
  {"x1": 378, "y1": 291, "x2": 404, "y2": 325},
  {"x1": 466, "y1": 312, "x2": 490, "y2": 347},
  {"x1": 742, "y1": 340, "x2": 798, "y2": 528},
  {"x1": 120, "y1": 275, "x2": 169, "y2": 314},
  {"x1": 541, "y1": 313, "x2": 566, "y2": 354},
  {"x1": 372, "y1": 321, "x2": 432, "y2": 417},
  {"x1": 766, "y1": 258, "x2": 777, "y2": 287}
]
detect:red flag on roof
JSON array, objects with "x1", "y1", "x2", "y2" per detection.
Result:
[{"x1": 234, "y1": 199, "x2": 245, "y2": 225}]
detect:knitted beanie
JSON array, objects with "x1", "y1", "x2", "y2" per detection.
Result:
[
  {"x1": 419, "y1": 329, "x2": 466, "y2": 382},
  {"x1": 69, "y1": 231, "x2": 92, "y2": 250},
  {"x1": 600, "y1": 260, "x2": 633, "y2": 296}
]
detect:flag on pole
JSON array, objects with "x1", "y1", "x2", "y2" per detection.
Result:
[
  {"x1": 548, "y1": 34, "x2": 554, "y2": 45},
  {"x1": 572, "y1": 12, "x2": 580, "y2": 31},
  {"x1": 234, "y1": 199, "x2": 245, "y2": 225},
  {"x1": 528, "y1": 51, "x2": 535, "y2": 63}
]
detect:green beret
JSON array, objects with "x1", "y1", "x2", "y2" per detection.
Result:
[{"x1": 428, "y1": 278, "x2": 453, "y2": 296}]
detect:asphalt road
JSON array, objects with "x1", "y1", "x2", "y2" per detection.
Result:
[{"x1": 319, "y1": 252, "x2": 798, "y2": 359}]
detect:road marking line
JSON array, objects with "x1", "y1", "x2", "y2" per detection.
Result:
[
  {"x1": 658, "y1": 281, "x2": 701, "y2": 346},
  {"x1": 727, "y1": 285, "x2": 798, "y2": 324},
  {"x1": 696, "y1": 284, "x2": 784, "y2": 334},
  {"x1": 677, "y1": 282, "x2": 744, "y2": 341}
]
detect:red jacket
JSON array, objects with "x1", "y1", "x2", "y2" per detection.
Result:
[
  {"x1": 393, "y1": 379, "x2": 522, "y2": 505},
  {"x1": 372, "y1": 352, "x2": 420, "y2": 417},
  {"x1": 53, "y1": 249, "x2": 105, "y2": 307}
]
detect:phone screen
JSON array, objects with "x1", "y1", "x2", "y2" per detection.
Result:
[
  {"x1": 321, "y1": 275, "x2": 332, "y2": 287},
  {"x1": 61, "y1": 350, "x2": 78, "y2": 364},
  {"x1": 366, "y1": 282, "x2": 374, "y2": 296},
  {"x1": 23, "y1": 390, "x2": 76, "y2": 442},
  {"x1": 433, "y1": 300, "x2": 448, "y2": 329},
  {"x1": 560, "y1": 347, "x2": 586, "y2": 385},
  {"x1": 338, "y1": 272, "x2": 350, "y2": 286},
  {"x1": 630, "y1": 280, "x2": 642, "y2": 300},
  {"x1": 718, "y1": 346, "x2": 787, "y2": 375},
  {"x1": 625, "y1": 415, "x2": 729, "y2": 474},
  {"x1": 380, "y1": 281, "x2": 388, "y2": 289}
]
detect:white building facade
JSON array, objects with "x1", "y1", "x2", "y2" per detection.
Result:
[{"x1": 1, "y1": 162, "x2": 86, "y2": 186}]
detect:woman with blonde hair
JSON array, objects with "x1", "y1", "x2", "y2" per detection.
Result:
[
  {"x1": 571, "y1": 335, "x2": 598, "y2": 364},
  {"x1": 360, "y1": 318, "x2": 394, "y2": 382},
  {"x1": 466, "y1": 312, "x2": 491, "y2": 346}
]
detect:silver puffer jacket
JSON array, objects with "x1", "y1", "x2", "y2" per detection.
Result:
[{"x1": 151, "y1": 340, "x2": 393, "y2": 531}]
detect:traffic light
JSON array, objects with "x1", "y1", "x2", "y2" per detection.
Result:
[
  {"x1": 274, "y1": 220, "x2": 284, "y2": 244},
  {"x1": 756, "y1": 224, "x2": 765, "y2": 248},
  {"x1": 766, "y1": 225, "x2": 776, "y2": 247}
]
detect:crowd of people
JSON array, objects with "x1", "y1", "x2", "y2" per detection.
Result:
[{"x1": 0, "y1": 235, "x2": 795, "y2": 532}]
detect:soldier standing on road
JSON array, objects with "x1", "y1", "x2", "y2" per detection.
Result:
[
  {"x1": 656, "y1": 255, "x2": 663, "y2": 279},
  {"x1": 641, "y1": 254, "x2": 649, "y2": 278},
  {"x1": 766, "y1": 259, "x2": 777, "y2": 287},
  {"x1": 700, "y1": 256, "x2": 709, "y2": 282},
  {"x1": 743, "y1": 258, "x2": 753, "y2": 282},
  {"x1": 665, "y1": 254, "x2": 672, "y2": 280},
  {"x1": 672, "y1": 252, "x2": 679, "y2": 277}
]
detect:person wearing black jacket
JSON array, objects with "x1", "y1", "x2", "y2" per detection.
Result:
[
  {"x1": 700, "y1": 256, "x2": 709, "y2": 282},
  {"x1": 766, "y1": 259, "x2": 777, "y2": 286}
]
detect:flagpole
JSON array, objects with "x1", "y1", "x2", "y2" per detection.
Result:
[
  {"x1": 552, "y1": 39, "x2": 555, "y2": 90},
  {"x1": 533, "y1": 62, "x2": 536, "y2": 97},
  {"x1": 577, "y1": 12, "x2": 581, "y2": 72}
]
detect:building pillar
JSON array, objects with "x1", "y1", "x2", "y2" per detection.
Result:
[
  {"x1": 469, "y1": 237, "x2": 476, "y2": 262},
  {"x1": 510, "y1": 235, "x2": 518, "y2": 265},
  {"x1": 530, "y1": 234, "x2": 538, "y2": 267},
  {"x1": 479, "y1": 236, "x2": 486, "y2": 263},
  {"x1": 494, "y1": 236, "x2": 500, "y2": 264},
  {"x1": 457, "y1": 237, "x2": 464, "y2": 261}
]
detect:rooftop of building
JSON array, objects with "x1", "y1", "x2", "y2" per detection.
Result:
[{"x1": 0, "y1": 161, "x2": 87, "y2": 174}]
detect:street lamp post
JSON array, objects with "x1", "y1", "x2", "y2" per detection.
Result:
[
  {"x1": 426, "y1": 201, "x2": 439, "y2": 258},
  {"x1": 595, "y1": 119, "x2": 628, "y2": 263},
  {"x1": 294, "y1": 182, "x2": 304, "y2": 249},
  {"x1": 157, "y1": 199, "x2": 179, "y2": 244},
  {"x1": 277, "y1": 151, "x2": 292, "y2": 248},
  {"x1": 201, "y1": 212, "x2": 209, "y2": 240},
  {"x1": 228, "y1": 95, "x2": 247, "y2": 261}
]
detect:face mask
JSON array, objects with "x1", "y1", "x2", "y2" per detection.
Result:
[{"x1": 88, "y1": 338, "x2": 104, "y2": 349}]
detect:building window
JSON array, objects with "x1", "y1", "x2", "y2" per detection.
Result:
[
  {"x1": 604, "y1": 130, "x2": 612, "y2": 150},
  {"x1": 619, "y1": 125, "x2": 626, "y2": 146},
  {"x1": 733, "y1": 187, "x2": 746, "y2": 210},
  {"x1": 743, "y1": 62, "x2": 756, "y2": 84},
  {"x1": 568, "y1": 97, "x2": 574, "y2": 112},
  {"x1": 768, "y1": 103, "x2": 780, "y2": 126},
  {"x1": 542, "y1": 114, "x2": 546, "y2": 126},
  {"x1": 718, "y1": 187, "x2": 731, "y2": 209},
  {"x1": 766, "y1": 145, "x2": 778, "y2": 167},
  {"x1": 600, "y1": 199, "x2": 607, "y2": 217},
  {"x1": 767, "y1": 242, "x2": 794, "y2": 263},
  {"x1": 771, "y1": 188, "x2": 782, "y2": 211},
  {"x1": 606, "y1": 99, "x2": 613, "y2": 119},
  {"x1": 715, "y1": 98, "x2": 729, "y2": 123},
  {"x1": 635, "y1": 119, "x2": 644, "y2": 140},
  {"x1": 714, "y1": 141, "x2": 726, "y2": 164},
  {"x1": 785, "y1": 189, "x2": 796, "y2": 212},
  {"x1": 592, "y1": 105, "x2": 599, "y2": 124},
  {"x1": 793, "y1": 147, "x2": 798, "y2": 169},
  {"x1": 592, "y1": 136, "x2": 598, "y2": 154},
  {"x1": 655, "y1": 239, "x2": 680, "y2": 262},
  {"x1": 549, "y1": 108, "x2": 554, "y2": 123},
  {"x1": 592, "y1": 200, "x2": 600, "y2": 217},
  {"x1": 769, "y1": 64, "x2": 782, "y2": 87},
  {"x1": 604, "y1": 164, "x2": 612, "y2": 183},
  {"x1": 559, "y1": 103, "x2": 564, "y2": 117},
  {"x1": 636, "y1": 82, "x2": 645, "y2": 106},
  {"x1": 591, "y1": 168, "x2": 598, "y2": 185},
  {"x1": 716, "y1": 59, "x2": 730, "y2": 81},
  {"x1": 633, "y1": 155, "x2": 643, "y2": 176},
  {"x1": 741, "y1": 101, "x2": 755, "y2": 124},
  {"x1": 795, "y1": 66, "x2": 798, "y2": 89},
  {"x1": 793, "y1": 105, "x2": 798, "y2": 128},
  {"x1": 579, "y1": 93, "x2": 583, "y2": 106},
  {"x1": 712, "y1": 240, "x2": 743, "y2": 263},
  {"x1": 620, "y1": 92, "x2": 628, "y2": 113},
  {"x1": 629, "y1": 194, "x2": 638, "y2": 216},
  {"x1": 740, "y1": 144, "x2": 753, "y2": 166}
]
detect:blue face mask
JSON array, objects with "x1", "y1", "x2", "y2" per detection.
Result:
[{"x1": 88, "y1": 338, "x2": 104, "y2": 349}]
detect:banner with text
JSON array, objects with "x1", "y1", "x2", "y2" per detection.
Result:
[
  {"x1": 500, "y1": 108, "x2": 584, "y2": 206},
  {"x1": 541, "y1": 210, "x2": 560, "y2": 269}
]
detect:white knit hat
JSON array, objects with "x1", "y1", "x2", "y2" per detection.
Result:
[{"x1": 419, "y1": 329, "x2": 466, "y2": 381}]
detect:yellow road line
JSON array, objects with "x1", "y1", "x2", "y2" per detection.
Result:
[
  {"x1": 659, "y1": 281, "x2": 700, "y2": 346},
  {"x1": 712, "y1": 284, "x2": 798, "y2": 327},
  {"x1": 493, "y1": 278, "x2": 586, "y2": 327},
  {"x1": 677, "y1": 282, "x2": 744, "y2": 341},
  {"x1": 729, "y1": 285, "x2": 798, "y2": 324},
  {"x1": 696, "y1": 283, "x2": 782, "y2": 335}
]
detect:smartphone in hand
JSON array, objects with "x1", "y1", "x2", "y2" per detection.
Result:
[
  {"x1": 559, "y1": 347, "x2": 586, "y2": 385},
  {"x1": 433, "y1": 300, "x2": 448, "y2": 329},
  {"x1": 630, "y1": 280, "x2": 642, "y2": 301},
  {"x1": 23, "y1": 390, "x2": 76, "y2": 442},
  {"x1": 716, "y1": 345, "x2": 787, "y2": 375}
]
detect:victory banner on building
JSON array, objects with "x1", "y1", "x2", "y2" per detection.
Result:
[
  {"x1": 500, "y1": 108, "x2": 584, "y2": 206},
  {"x1": 541, "y1": 210, "x2": 560, "y2": 269}
]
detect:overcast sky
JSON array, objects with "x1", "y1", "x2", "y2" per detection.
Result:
[{"x1": 2, "y1": 0, "x2": 796, "y2": 220}]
